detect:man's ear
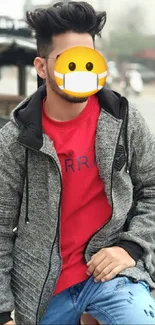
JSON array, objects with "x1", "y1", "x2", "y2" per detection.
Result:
[{"x1": 34, "y1": 57, "x2": 46, "y2": 79}]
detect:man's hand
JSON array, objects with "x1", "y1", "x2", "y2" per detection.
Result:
[
  {"x1": 4, "y1": 321, "x2": 15, "y2": 325},
  {"x1": 87, "y1": 246, "x2": 136, "y2": 282}
]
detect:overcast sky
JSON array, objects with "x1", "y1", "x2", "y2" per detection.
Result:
[
  {"x1": 0, "y1": 0, "x2": 155, "y2": 34},
  {"x1": 0, "y1": 0, "x2": 42, "y2": 18},
  {"x1": 0, "y1": 0, "x2": 24, "y2": 18}
]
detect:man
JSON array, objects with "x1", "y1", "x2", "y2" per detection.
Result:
[{"x1": 1, "y1": 2, "x2": 155, "y2": 325}]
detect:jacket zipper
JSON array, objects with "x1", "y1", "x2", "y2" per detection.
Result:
[
  {"x1": 17, "y1": 141, "x2": 63, "y2": 325},
  {"x1": 35, "y1": 157, "x2": 62, "y2": 325},
  {"x1": 84, "y1": 109, "x2": 128, "y2": 256},
  {"x1": 16, "y1": 102, "x2": 128, "y2": 319}
]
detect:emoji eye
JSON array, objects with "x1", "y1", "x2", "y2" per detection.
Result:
[
  {"x1": 86, "y1": 62, "x2": 93, "y2": 71},
  {"x1": 68, "y1": 62, "x2": 76, "y2": 71}
]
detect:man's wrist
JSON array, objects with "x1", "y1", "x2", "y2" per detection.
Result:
[{"x1": 117, "y1": 240, "x2": 144, "y2": 263}]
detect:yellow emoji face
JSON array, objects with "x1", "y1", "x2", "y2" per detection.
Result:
[{"x1": 54, "y1": 46, "x2": 107, "y2": 97}]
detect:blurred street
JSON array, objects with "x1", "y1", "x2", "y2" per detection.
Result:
[
  {"x1": 0, "y1": 69, "x2": 154, "y2": 135},
  {"x1": 114, "y1": 83, "x2": 155, "y2": 135},
  {"x1": 131, "y1": 93, "x2": 155, "y2": 135}
]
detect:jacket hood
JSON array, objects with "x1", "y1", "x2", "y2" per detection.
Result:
[{"x1": 10, "y1": 84, "x2": 128, "y2": 151}]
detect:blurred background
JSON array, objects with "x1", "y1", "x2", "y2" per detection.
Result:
[{"x1": 0, "y1": 0, "x2": 155, "y2": 133}]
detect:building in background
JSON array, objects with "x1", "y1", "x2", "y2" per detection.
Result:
[{"x1": 0, "y1": 0, "x2": 155, "y2": 36}]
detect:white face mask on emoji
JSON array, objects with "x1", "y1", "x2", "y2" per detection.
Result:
[{"x1": 54, "y1": 70, "x2": 107, "y2": 93}]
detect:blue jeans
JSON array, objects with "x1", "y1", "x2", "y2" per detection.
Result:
[{"x1": 40, "y1": 276, "x2": 155, "y2": 325}]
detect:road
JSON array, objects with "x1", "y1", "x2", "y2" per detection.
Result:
[
  {"x1": 128, "y1": 94, "x2": 155, "y2": 135},
  {"x1": 112, "y1": 82, "x2": 155, "y2": 135}
]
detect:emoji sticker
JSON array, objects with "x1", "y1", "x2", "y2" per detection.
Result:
[{"x1": 54, "y1": 46, "x2": 107, "y2": 97}]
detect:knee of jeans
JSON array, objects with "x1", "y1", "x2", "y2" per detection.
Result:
[{"x1": 126, "y1": 283, "x2": 155, "y2": 320}]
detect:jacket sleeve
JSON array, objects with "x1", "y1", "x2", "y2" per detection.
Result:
[
  {"x1": 0, "y1": 125, "x2": 25, "y2": 322},
  {"x1": 118, "y1": 104, "x2": 155, "y2": 277},
  {"x1": 0, "y1": 313, "x2": 13, "y2": 325}
]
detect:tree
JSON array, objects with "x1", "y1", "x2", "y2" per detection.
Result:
[
  {"x1": 114, "y1": 4, "x2": 146, "y2": 34},
  {"x1": 101, "y1": 4, "x2": 155, "y2": 60}
]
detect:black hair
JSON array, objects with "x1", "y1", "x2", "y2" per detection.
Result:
[{"x1": 26, "y1": 1, "x2": 106, "y2": 57}]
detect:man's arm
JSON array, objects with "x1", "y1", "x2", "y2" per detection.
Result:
[
  {"x1": 86, "y1": 105, "x2": 155, "y2": 282},
  {"x1": 118, "y1": 104, "x2": 155, "y2": 276},
  {"x1": 0, "y1": 124, "x2": 25, "y2": 324}
]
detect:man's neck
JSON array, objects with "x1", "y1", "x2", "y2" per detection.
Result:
[{"x1": 44, "y1": 89, "x2": 88, "y2": 122}]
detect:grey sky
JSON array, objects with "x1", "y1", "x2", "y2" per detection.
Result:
[
  {"x1": 0, "y1": 0, "x2": 24, "y2": 18},
  {"x1": 0, "y1": 0, "x2": 154, "y2": 34}
]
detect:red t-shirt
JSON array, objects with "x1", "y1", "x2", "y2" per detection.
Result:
[{"x1": 42, "y1": 95, "x2": 112, "y2": 295}]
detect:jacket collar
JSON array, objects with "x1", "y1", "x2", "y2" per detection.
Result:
[{"x1": 12, "y1": 85, "x2": 128, "y2": 151}]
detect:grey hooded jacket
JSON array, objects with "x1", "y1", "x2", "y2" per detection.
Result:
[{"x1": 0, "y1": 85, "x2": 155, "y2": 325}]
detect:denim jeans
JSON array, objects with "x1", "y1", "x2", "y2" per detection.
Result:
[{"x1": 40, "y1": 276, "x2": 155, "y2": 325}]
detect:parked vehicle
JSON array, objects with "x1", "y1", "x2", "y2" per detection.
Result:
[
  {"x1": 127, "y1": 63, "x2": 155, "y2": 84},
  {"x1": 120, "y1": 69, "x2": 143, "y2": 97}
]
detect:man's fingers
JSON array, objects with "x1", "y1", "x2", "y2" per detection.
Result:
[
  {"x1": 87, "y1": 250, "x2": 104, "y2": 266},
  {"x1": 87, "y1": 251, "x2": 106, "y2": 275},
  {"x1": 87, "y1": 256, "x2": 95, "y2": 266},
  {"x1": 93, "y1": 257, "x2": 112, "y2": 278},
  {"x1": 94, "y1": 261, "x2": 118, "y2": 281},
  {"x1": 101, "y1": 264, "x2": 126, "y2": 282}
]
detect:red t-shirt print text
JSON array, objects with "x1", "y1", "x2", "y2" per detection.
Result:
[{"x1": 62, "y1": 145, "x2": 96, "y2": 173}]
